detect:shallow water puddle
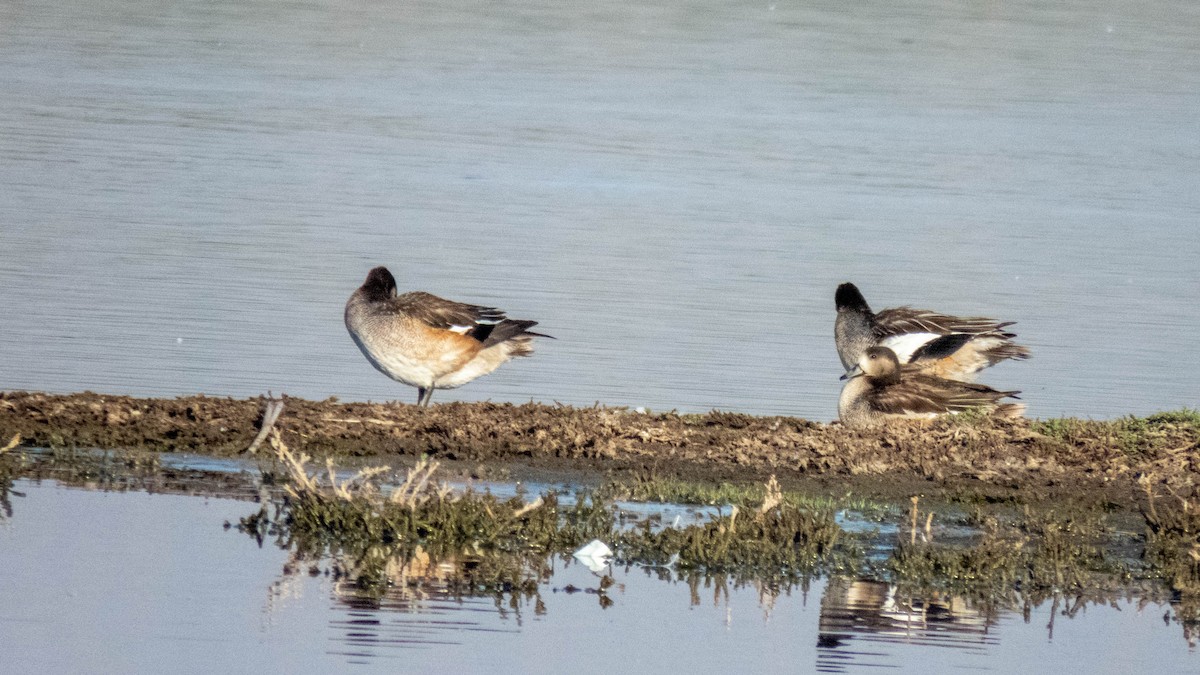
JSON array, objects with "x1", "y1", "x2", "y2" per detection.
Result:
[{"x1": 1, "y1": 479, "x2": 1197, "y2": 673}]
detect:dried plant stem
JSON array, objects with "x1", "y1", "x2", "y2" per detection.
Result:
[{"x1": 248, "y1": 398, "x2": 285, "y2": 454}]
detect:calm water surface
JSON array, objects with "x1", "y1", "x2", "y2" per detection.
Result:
[
  {"x1": 3, "y1": 4, "x2": 1198, "y2": 670},
  {"x1": 1, "y1": 0, "x2": 1198, "y2": 419},
  {"x1": 0, "y1": 479, "x2": 1196, "y2": 673}
]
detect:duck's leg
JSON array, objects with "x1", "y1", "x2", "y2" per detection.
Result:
[
  {"x1": 418, "y1": 387, "x2": 434, "y2": 407},
  {"x1": 416, "y1": 387, "x2": 427, "y2": 407}
]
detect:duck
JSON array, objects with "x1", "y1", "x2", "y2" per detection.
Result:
[
  {"x1": 838, "y1": 346, "x2": 1024, "y2": 427},
  {"x1": 345, "y1": 266, "x2": 550, "y2": 406},
  {"x1": 835, "y1": 282, "x2": 1029, "y2": 381}
]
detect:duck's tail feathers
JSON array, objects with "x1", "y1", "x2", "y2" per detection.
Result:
[
  {"x1": 983, "y1": 341, "x2": 1031, "y2": 363},
  {"x1": 480, "y1": 319, "x2": 552, "y2": 350}
]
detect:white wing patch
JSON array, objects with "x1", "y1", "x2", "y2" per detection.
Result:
[
  {"x1": 897, "y1": 407, "x2": 940, "y2": 419},
  {"x1": 880, "y1": 333, "x2": 940, "y2": 363},
  {"x1": 449, "y1": 316, "x2": 503, "y2": 335}
]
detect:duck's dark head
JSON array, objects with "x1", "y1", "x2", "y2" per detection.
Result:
[
  {"x1": 360, "y1": 266, "x2": 397, "y2": 301},
  {"x1": 835, "y1": 282, "x2": 871, "y2": 313}
]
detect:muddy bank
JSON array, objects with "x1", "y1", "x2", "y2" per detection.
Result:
[{"x1": 2, "y1": 391, "x2": 1197, "y2": 509}]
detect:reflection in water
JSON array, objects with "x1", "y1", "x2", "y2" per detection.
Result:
[
  {"x1": 253, "y1": 540, "x2": 1200, "y2": 671},
  {"x1": 0, "y1": 447, "x2": 22, "y2": 520},
  {"x1": 265, "y1": 546, "x2": 598, "y2": 661},
  {"x1": 816, "y1": 579, "x2": 994, "y2": 672},
  {"x1": 2, "y1": 478, "x2": 1198, "y2": 672}
]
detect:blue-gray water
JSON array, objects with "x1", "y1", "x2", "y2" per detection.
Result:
[
  {"x1": 1, "y1": 479, "x2": 1197, "y2": 674},
  {"x1": 2, "y1": 0, "x2": 1198, "y2": 420}
]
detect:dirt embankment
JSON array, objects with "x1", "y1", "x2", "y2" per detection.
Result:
[{"x1": 2, "y1": 391, "x2": 1197, "y2": 508}]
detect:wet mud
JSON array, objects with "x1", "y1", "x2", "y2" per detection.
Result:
[{"x1": 3, "y1": 390, "x2": 1197, "y2": 512}]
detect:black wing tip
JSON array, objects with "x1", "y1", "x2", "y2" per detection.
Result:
[
  {"x1": 835, "y1": 282, "x2": 870, "y2": 312},
  {"x1": 512, "y1": 319, "x2": 554, "y2": 339},
  {"x1": 989, "y1": 385, "x2": 1022, "y2": 400},
  {"x1": 480, "y1": 319, "x2": 554, "y2": 346}
]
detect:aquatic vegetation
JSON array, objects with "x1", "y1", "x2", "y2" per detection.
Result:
[
  {"x1": 225, "y1": 424, "x2": 1200, "y2": 613},
  {"x1": 244, "y1": 430, "x2": 613, "y2": 594},
  {"x1": 250, "y1": 442, "x2": 1183, "y2": 629},
  {"x1": 244, "y1": 433, "x2": 855, "y2": 595},
  {"x1": 1139, "y1": 476, "x2": 1200, "y2": 598},
  {"x1": 594, "y1": 470, "x2": 887, "y2": 515},
  {"x1": 889, "y1": 512, "x2": 1127, "y2": 603},
  {"x1": 880, "y1": 495, "x2": 1194, "y2": 641},
  {"x1": 616, "y1": 499, "x2": 844, "y2": 579}
]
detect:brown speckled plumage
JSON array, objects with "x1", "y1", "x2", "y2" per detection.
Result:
[{"x1": 838, "y1": 346, "x2": 1024, "y2": 427}]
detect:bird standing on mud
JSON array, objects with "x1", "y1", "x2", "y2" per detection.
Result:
[
  {"x1": 345, "y1": 266, "x2": 550, "y2": 406},
  {"x1": 838, "y1": 346, "x2": 1025, "y2": 427},
  {"x1": 834, "y1": 282, "x2": 1030, "y2": 381}
]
